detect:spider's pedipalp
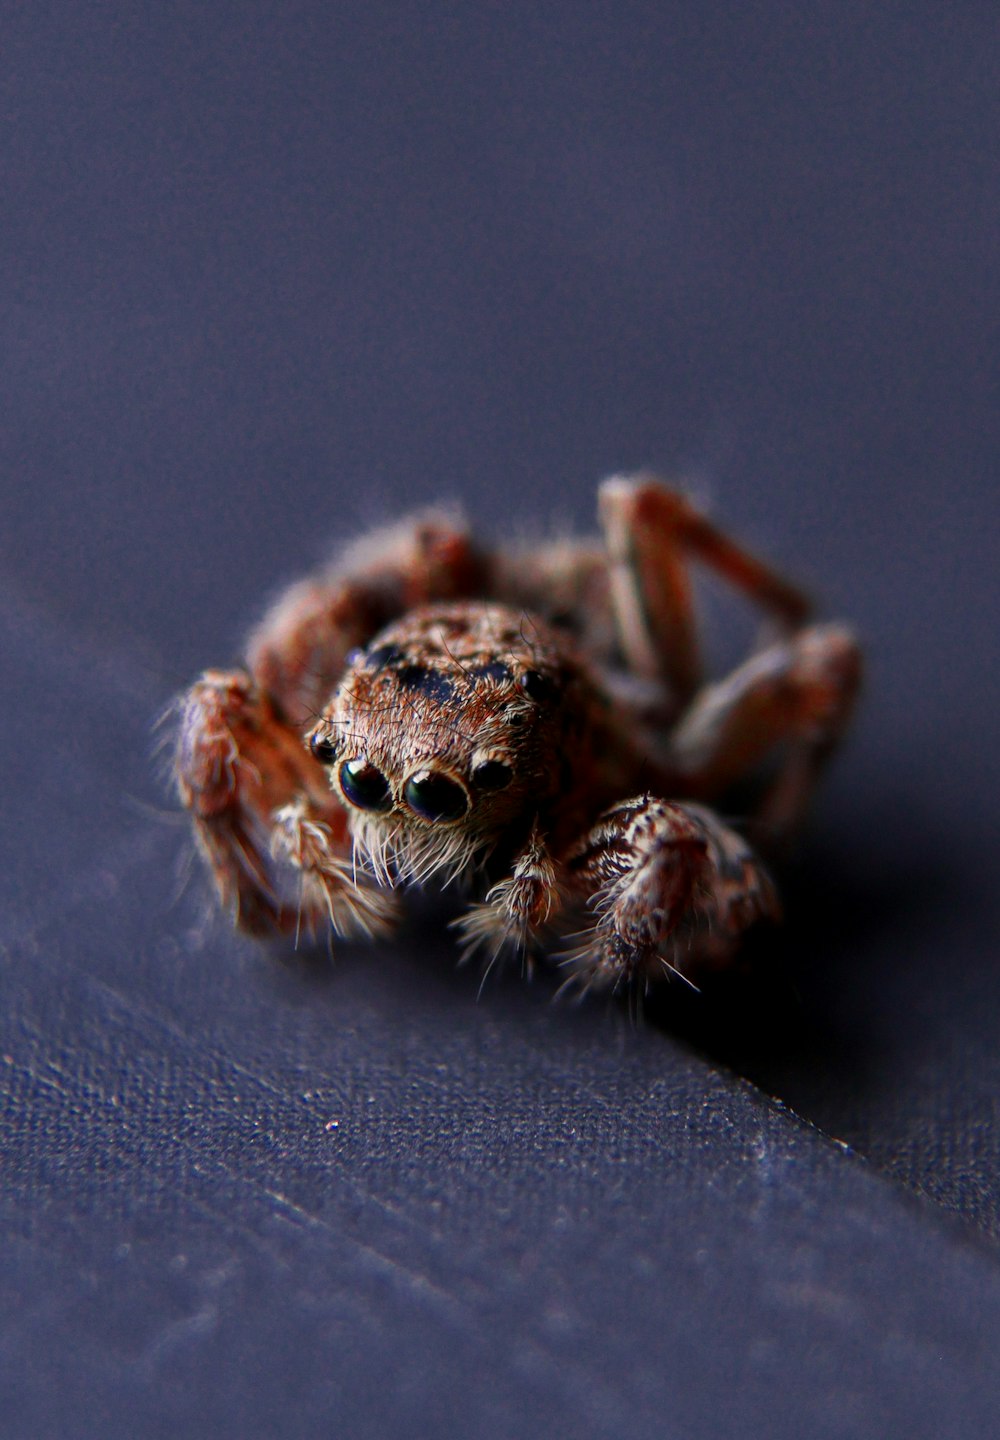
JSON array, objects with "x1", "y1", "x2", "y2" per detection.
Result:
[{"x1": 451, "y1": 821, "x2": 566, "y2": 967}]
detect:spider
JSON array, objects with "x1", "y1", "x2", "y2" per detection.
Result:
[{"x1": 174, "y1": 476, "x2": 861, "y2": 993}]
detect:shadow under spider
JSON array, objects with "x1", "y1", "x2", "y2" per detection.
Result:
[
  {"x1": 261, "y1": 794, "x2": 976, "y2": 1165},
  {"x1": 642, "y1": 829, "x2": 966, "y2": 1140}
]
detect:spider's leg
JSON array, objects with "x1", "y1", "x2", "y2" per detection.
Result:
[
  {"x1": 598, "y1": 475, "x2": 812, "y2": 708},
  {"x1": 667, "y1": 623, "x2": 862, "y2": 842},
  {"x1": 247, "y1": 510, "x2": 487, "y2": 727},
  {"x1": 488, "y1": 539, "x2": 622, "y2": 665},
  {"x1": 558, "y1": 797, "x2": 780, "y2": 993},
  {"x1": 176, "y1": 512, "x2": 485, "y2": 938},
  {"x1": 174, "y1": 669, "x2": 398, "y2": 939},
  {"x1": 451, "y1": 822, "x2": 566, "y2": 972}
]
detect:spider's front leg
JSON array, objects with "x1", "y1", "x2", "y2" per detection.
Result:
[
  {"x1": 176, "y1": 510, "x2": 486, "y2": 939},
  {"x1": 175, "y1": 670, "x2": 398, "y2": 939},
  {"x1": 561, "y1": 797, "x2": 780, "y2": 993}
]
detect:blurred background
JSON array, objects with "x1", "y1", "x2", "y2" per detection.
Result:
[{"x1": 2, "y1": 5, "x2": 998, "y2": 1435}]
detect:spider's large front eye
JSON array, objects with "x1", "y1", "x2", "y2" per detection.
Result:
[
  {"x1": 339, "y1": 759, "x2": 392, "y2": 811},
  {"x1": 403, "y1": 770, "x2": 469, "y2": 823}
]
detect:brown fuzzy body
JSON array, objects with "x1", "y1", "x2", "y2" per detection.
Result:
[{"x1": 174, "y1": 477, "x2": 861, "y2": 992}]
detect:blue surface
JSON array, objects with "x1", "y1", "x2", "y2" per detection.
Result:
[{"x1": 2, "y1": 5, "x2": 998, "y2": 1435}]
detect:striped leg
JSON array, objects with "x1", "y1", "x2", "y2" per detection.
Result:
[
  {"x1": 175, "y1": 669, "x2": 398, "y2": 939},
  {"x1": 561, "y1": 797, "x2": 780, "y2": 993}
]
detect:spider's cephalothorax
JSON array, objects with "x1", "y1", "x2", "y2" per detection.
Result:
[
  {"x1": 175, "y1": 477, "x2": 861, "y2": 992},
  {"x1": 306, "y1": 604, "x2": 586, "y2": 888},
  {"x1": 304, "y1": 601, "x2": 652, "y2": 895}
]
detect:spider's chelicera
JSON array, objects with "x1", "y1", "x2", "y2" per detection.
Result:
[{"x1": 174, "y1": 476, "x2": 861, "y2": 993}]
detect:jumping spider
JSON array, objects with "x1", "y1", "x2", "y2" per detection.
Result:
[{"x1": 175, "y1": 476, "x2": 861, "y2": 993}]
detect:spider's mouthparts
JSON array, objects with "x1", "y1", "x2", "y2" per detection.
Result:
[{"x1": 351, "y1": 816, "x2": 479, "y2": 893}]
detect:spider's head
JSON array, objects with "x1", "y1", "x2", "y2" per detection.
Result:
[{"x1": 306, "y1": 602, "x2": 572, "y2": 886}]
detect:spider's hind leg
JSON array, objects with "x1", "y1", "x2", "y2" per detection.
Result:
[
  {"x1": 597, "y1": 475, "x2": 860, "y2": 844},
  {"x1": 667, "y1": 623, "x2": 863, "y2": 844},
  {"x1": 598, "y1": 475, "x2": 812, "y2": 709},
  {"x1": 246, "y1": 510, "x2": 486, "y2": 728},
  {"x1": 560, "y1": 797, "x2": 780, "y2": 994}
]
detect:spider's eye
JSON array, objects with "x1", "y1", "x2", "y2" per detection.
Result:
[
  {"x1": 518, "y1": 669, "x2": 556, "y2": 703},
  {"x1": 471, "y1": 759, "x2": 512, "y2": 792},
  {"x1": 339, "y1": 759, "x2": 392, "y2": 811},
  {"x1": 403, "y1": 770, "x2": 469, "y2": 823},
  {"x1": 309, "y1": 732, "x2": 339, "y2": 765}
]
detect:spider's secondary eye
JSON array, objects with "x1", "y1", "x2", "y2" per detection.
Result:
[
  {"x1": 339, "y1": 759, "x2": 392, "y2": 811},
  {"x1": 365, "y1": 643, "x2": 404, "y2": 671},
  {"x1": 403, "y1": 771, "x2": 469, "y2": 823},
  {"x1": 472, "y1": 759, "x2": 512, "y2": 791},
  {"x1": 309, "y1": 732, "x2": 339, "y2": 765},
  {"x1": 518, "y1": 669, "x2": 556, "y2": 703}
]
